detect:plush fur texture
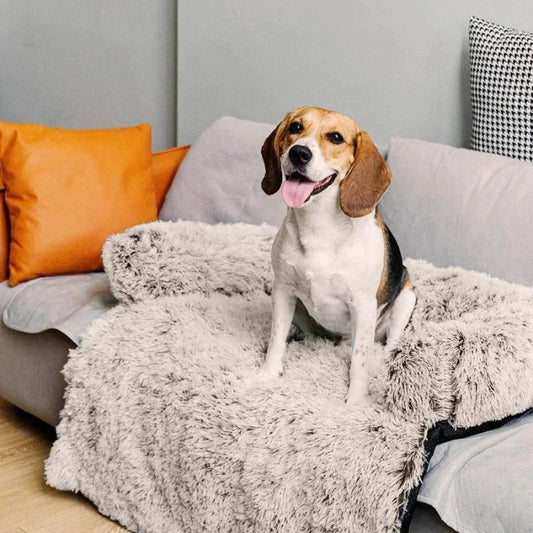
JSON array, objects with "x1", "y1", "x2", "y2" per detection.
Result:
[
  {"x1": 103, "y1": 221, "x2": 275, "y2": 303},
  {"x1": 47, "y1": 221, "x2": 533, "y2": 533}
]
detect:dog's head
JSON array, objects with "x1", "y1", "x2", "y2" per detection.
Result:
[{"x1": 261, "y1": 106, "x2": 391, "y2": 217}]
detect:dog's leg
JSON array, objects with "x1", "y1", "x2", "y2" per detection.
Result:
[
  {"x1": 346, "y1": 299, "x2": 377, "y2": 405},
  {"x1": 259, "y1": 283, "x2": 296, "y2": 378},
  {"x1": 385, "y1": 285, "x2": 416, "y2": 349}
]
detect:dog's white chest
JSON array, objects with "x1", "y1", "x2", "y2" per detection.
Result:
[
  {"x1": 295, "y1": 261, "x2": 353, "y2": 335},
  {"x1": 275, "y1": 220, "x2": 383, "y2": 336}
]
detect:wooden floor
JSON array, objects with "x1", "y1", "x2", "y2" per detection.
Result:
[{"x1": 0, "y1": 397, "x2": 128, "y2": 533}]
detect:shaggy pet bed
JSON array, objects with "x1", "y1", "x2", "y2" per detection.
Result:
[{"x1": 46, "y1": 221, "x2": 533, "y2": 533}]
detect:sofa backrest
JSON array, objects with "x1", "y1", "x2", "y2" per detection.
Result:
[{"x1": 381, "y1": 137, "x2": 533, "y2": 287}]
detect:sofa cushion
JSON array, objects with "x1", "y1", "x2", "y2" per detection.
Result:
[
  {"x1": 159, "y1": 116, "x2": 287, "y2": 226},
  {"x1": 381, "y1": 137, "x2": 533, "y2": 287},
  {"x1": 152, "y1": 145, "x2": 190, "y2": 210},
  {"x1": 419, "y1": 409, "x2": 533, "y2": 533},
  {"x1": 0, "y1": 273, "x2": 115, "y2": 344},
  {"x1": 470, "y1": 16, "x2": 533, "y2": 161},
  {"x1": 0, "y1": 122, "x2": 157, "y2": 286}
]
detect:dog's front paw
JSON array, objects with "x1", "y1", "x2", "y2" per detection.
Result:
[
  {"x1": 257, "y1": 361, "x2": 284, "y2": 380},
  {"x1": 345, "y1": 387, "x2": 373, "y2": 407}
]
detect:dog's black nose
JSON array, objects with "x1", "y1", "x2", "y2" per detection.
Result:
[{"x1": 288, "y1": 145, "x2": 313, "y2": 166}]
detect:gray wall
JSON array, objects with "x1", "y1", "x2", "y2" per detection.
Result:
[
  {"x1": 177, "y1": 1, "x2": 533, "y2": 147},
  {"x1": 0, "y1": 0, "x2": 176, "y2": 151},
  {"x1": 3, "y1": 2, "x2": 532, "y2": 150}
]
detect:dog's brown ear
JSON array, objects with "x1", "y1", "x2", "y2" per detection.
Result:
[
  {"x1": 261, "y1": 121, "x2": 284, "y2": 195},
  {"x1": 339, "y1": 131, "x2": 391, "y2": 217}
]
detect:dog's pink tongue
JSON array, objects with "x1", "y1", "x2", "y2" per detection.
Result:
[{"x1": 281, "y1": 179, "x2": 316, "y2": 208}]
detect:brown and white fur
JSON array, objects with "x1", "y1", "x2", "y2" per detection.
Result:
[{"x1": 260, "y1": 106, "x2": 416, "y2": 405}]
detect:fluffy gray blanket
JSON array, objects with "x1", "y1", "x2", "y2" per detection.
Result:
[{"x1": 46, "y1": 221, "x2": 533, "y2": 533}]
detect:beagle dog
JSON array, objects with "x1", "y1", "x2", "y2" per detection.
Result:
[{"x1": 259, "y1": 106, "x2": 416, "y2": 405}]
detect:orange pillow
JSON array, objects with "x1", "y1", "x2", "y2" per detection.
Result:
[
  {"x1": 0, "y1": 143, "x2": 190, "y2": 284},
  {"x1": 0, "y1": 122, "x2": 157, "y2": 286},
  {"x1": 0, "y1": 185, "x2": 8, "y2": 281},
  {"x1": 152, "y1": 145, "x2": 190, "y2": 210}
]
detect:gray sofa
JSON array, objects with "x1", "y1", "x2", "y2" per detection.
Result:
[
  {"x1": 0, "y1": 321, "x2": 71, "y2": 424},
  {"x1": 2, "y1": 116, "x2": 533, "y2": 533},
  {"x1": 0, "y1": 271, "x2": 114, "y2": 425}
]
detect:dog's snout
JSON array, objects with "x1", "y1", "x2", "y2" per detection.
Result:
[{"x1": 288, "y1": 145, "x2": 313, "y2": 166}]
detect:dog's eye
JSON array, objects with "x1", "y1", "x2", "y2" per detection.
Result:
[
  {"x1": 288, "y1": 122, "x2": 303, "y2": 134},
  {"x1": 327, "y1": 131, "x2": 345, "y2": 144}
]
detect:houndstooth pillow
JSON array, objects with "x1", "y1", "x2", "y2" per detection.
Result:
[{"x1": 470, "y1": 16, "x2": 533, "y2": 161}]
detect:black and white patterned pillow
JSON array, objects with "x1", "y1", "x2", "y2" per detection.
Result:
[{"x1": 470, "y1": 16, "x2": 533, "y2": 161}]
